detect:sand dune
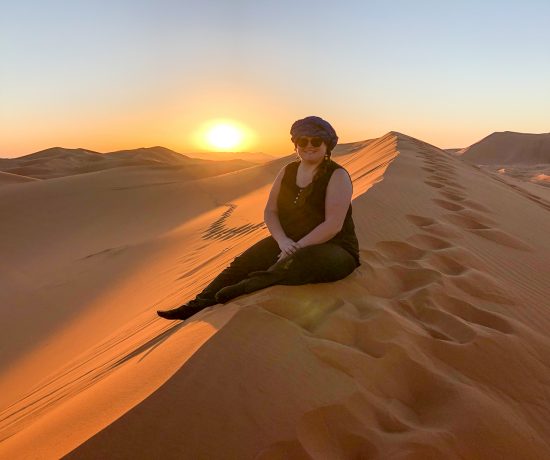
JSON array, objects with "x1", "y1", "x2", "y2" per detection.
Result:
[
  {"x1": 455, "y1": 131, "x2": 550, "y2": 191},
  {"x1": 184, "y1": 150, "x2": 278, "y2": 164},
  {"x1": 0, "y1": 171, "x2": 40, "y2": 186},
  {"x1": 104, "y1": 146, "x2": 192, "y2": 164},
  {"x1": 1, "y1": 132, "x2": 550, "y2": 458},
  {"x1": 0, "y1": 146, "x2": 257, "y2": 180},
  {"x1": 457, "y1": 131, "x2": 550, "y2": 165}
]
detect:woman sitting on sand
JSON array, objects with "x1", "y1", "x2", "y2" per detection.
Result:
[{"x1": 157, "y1": 115, "x2": 360, "y2": 321}]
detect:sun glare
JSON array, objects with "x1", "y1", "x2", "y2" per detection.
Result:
[
  {"x1": 195, "y1": 119, "x2": 254, "y2": 152},
  {"x1": 207, "y1": 124, "x2": 242, "y2": 149}
]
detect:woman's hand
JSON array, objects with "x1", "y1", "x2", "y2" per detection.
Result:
[{"x1": 276, "y1": 237, "x2": 302, "y2": 261}]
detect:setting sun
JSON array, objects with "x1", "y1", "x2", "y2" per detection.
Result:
[
  {"x1": 207, "y1": 123, "x2": 242, "y2": 149},
  {"x1": 194, "y1": 119, "x2": 255, "y2": 152}
]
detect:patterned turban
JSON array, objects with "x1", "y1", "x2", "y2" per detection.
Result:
[{"x1": 290, "y1": 116, "x2": 339, "y2": 151}]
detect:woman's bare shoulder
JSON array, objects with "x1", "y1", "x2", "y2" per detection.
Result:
[{"x1": 329, "y1": 162, "x2": 351, "y2": 178}]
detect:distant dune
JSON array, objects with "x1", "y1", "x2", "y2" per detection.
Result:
[
  {"x1": 0, "y1": 146, "x2": 258, "y2": 180},
  {"x1": 1, "y1": 132, "x2": 550, "y2": 458},
  {"x1": 457, "y1": 131, "x2": 550, "y2": 165},
  {"x1": 104, "y1": 146, "x2": 192, "y2": 164},
  {"x1": 186, "y1": 150, "x2": 277, "y2": 164},
  {"x1": 454, "y1": 132, "x2": 550, "y2": 189}
]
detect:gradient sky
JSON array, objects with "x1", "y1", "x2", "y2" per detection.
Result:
[{"x1": 1, "y1": 0, "x2": 549, "y2": 158}]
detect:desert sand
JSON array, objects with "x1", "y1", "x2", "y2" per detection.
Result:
[
  {"x1": 457, "y1": 132, "x2": 550, "y2": 190},
  {"x1": 1, "y1": 132, "x2": 550, "y2": 459}
]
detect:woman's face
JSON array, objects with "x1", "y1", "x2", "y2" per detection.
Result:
[{"x1": 294, "y1": 136, "x2": 327, "y2": 164}]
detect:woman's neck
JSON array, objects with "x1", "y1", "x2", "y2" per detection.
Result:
[{"x1": 299, "y1": 158, "x2": 324, "y2": 175}]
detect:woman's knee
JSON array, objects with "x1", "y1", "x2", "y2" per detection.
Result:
[
  {"x1": 229, "y1": 235, "x2": 279, "y2": 269},
  {"x1": 293, "y1": 243, "x2": 352, "y2": 265}
]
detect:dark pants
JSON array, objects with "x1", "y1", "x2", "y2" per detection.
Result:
[{"x1": 193, "y1": 235, "x2": 359, "y2": 305}]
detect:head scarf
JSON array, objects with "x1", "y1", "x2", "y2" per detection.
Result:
[{"x1": 290, "y1": 116, "x2": 339, "y2": 152}]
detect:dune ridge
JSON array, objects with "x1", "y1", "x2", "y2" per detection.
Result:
[
  {"x1": 0, "y1": 171, "x2": 40, "y2": 186},
  {"x1": 1, "y1": 132, "x2": 550, "y2": 458}
]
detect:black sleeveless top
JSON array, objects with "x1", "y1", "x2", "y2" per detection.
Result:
[{"x1": 277, "y1": 159, "x2": 360, "y2": 266}]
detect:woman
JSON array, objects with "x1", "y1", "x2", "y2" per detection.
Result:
[{"x1": 157, "y1": 115, "x2": 360, "y2": 321}]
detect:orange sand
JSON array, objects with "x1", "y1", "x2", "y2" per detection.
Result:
[{"x1": 1, "y1": 132, "x2": 550, "y2": 459}]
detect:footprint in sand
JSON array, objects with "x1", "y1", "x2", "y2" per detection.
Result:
[
  {"x1": 440, "y1": 185, "x2": 467, "y2": 196},
  {"x1": 424, "y1": 252, "x2": 469, "y2": 276},
  {"x1": 436, "y1": 165, "x2": 456, "y2": 174},
  {"x1": 441, "y1": 210, "x2": 532, "y2": 251},
  {"x1": 441, "y1": 179, "x2": 466, "y2": 190},
  {"x1": 437, "y1": 189, "x2": 493, "y2": 215},
  {"x1": 439, "y1": 190, "x2": 467, "y2": 202},
  {"x1": 459, "y1": 199, "x2": 493, "y2": 214},
  {"x1": 450, "y1": 270, "x2": 516, "y2": 305},
  {"x1": 369, "y1": 344, "x2": 462, "y2": 423},
  {"x1": 432, "y1": 198, "x2": 465, "y2": 212},
  {"x1": 416, "y1": 306, "x2": 477, "y2": 344},
  {"x1": 423, "y1": 159, "x2": 453, "y2": 169},
  {"x1": 468, "y1": 228, "x2": 533, "y2": 251},
  {"x1": 394, "y1": 292, "x2": 476, "y2": 344},
  {"x1": 423, "y1": 174, "x2": 448, "y2": 183},
  {"x1": 433, "y1": 293, "x2": 515, "y2": 334},
  {"x1": 424, "y1": 180, "x2": 446, "y2": 189},
  {"x1": 406, "y1": 214, "x2": 462, "y2": 239},
  {"x1": 406, "y1": 234, "x2": 453, "y2": 250},
  {"x1": 422, "y1": 166, "x2": 465, "y2": 192},
  {"x1": 428, "y1": 173, "x2": 455, "y2": 182},
  {"x1": 360, "y1": 262, "x2": 442, "y2": 299},
  {"x1": 442, "y1": 212, "x2": 491, "y2": 230},
  {"x1": 398, "y1": 286, "x2": 515, "y2": 344},
  {"x1": 418, "y1": 149, "x2": 529, "y2": 268},
  {"x1": 405, "y1": 214, "x2": 436, "y2": 228},
  {"x1": 372, "y1": 405, "x2": 412, "y2": 434},
  {"x1": 374, "y1": 241, "x2": 426, "y2": 261}
]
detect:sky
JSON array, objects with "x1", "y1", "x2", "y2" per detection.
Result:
[{"x1": 1, "y1": 0, "x2": 549, "y2": 158}]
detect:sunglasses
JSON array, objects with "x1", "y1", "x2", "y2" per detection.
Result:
[{"x1": 296, "y1": 137, "x2": 325, "y2": 148}]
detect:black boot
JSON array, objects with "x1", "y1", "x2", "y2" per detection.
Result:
[{"x1": 157, "y1": 298, "x2": 217, "y2": 320}]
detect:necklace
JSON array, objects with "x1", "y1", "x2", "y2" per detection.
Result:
[{"x1": 293, "y1": 187, "x2": 303, "y2": 205}]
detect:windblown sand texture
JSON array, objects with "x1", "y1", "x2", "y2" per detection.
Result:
[{"x1": 1, "y1": 132, "x2": 550, "y2": 459}]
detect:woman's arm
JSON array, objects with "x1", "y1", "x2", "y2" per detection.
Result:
[{"x1": 296, "y1": 169, "x2": 353, "y2": 248}]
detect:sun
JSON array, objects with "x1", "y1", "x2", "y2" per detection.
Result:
[
  {"x1": 206, "y1": 123, "x2": 242, "y2": 150},
  {"x1": 196, "y1": 119, "x2": 253, "y2": 152}
]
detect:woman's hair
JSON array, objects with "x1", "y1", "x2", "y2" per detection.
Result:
[{"x1": 312, "y1": 145, "x2": 332, "y2": 185}]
